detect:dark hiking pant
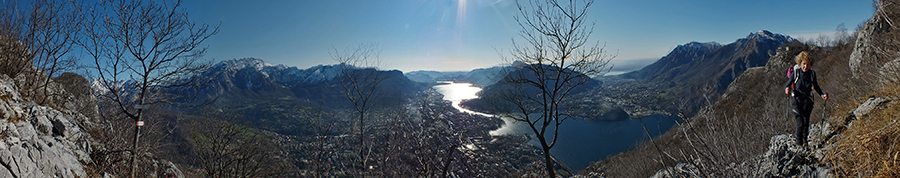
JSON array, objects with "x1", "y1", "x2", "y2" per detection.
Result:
[{"x1": 792, "y1": 96, "x2": 814, "y2": 146}]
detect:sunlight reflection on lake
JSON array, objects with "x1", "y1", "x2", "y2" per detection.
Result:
[
  {"x1": 431, "y1": 81, "x2": 682, "y2": 171},
  {"x1": 431, "y1": 82, "x2": 542, "y2": 136},
  {"x1": 432, "y1": 81, "x2": 492, "y2": 117}
]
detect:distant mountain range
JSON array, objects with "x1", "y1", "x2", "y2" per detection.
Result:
[
  {"x1": 94, "y1": 29, "x2": 795, "y2": 134},
  {"x1": 411, "y1": 30, "x2": 796, "y2": 118},
  {"x1": 176, "y1": 58, "x2": 423, "y2": 135},
  {"x1": 196, "y1": 58, "x2": 423, "y2": 107},
  {"x1": 458, "y1": 63, "x2": 606, "y2": 118},
  {"x1": 621, "y1": 30, "x2": 797, "y2": 116},
  {"x1": 405, "y1": 64, "x2": 519, "y2": 87}
]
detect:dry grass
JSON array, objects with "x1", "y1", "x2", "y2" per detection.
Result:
[
  {"x1": 824, "y1": 79, "x2": 900, "y2": 178},
  {"x1": 826, "y1": 99, "x2": 900, "y2": 177},
  {"x1": 821, "y1": 0, "x2": 900, "y2": 176},
  {"x1": 584, "y1": 37, "x2": 860, "y2": 177}
]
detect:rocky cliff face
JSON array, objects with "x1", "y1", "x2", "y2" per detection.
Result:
[
  {"x1": 0, "y1": 74, "x2": 94, "y2": 178},
  {"x1": 849, "y1": 1, "x2": 900, "y2": 85}
]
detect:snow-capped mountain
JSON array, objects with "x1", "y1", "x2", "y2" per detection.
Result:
[
  {"x1": 92, "y1": 58, "x2": 424, "y2": 110},
  {"x1": 207, "y1": 58, "x2": 348, "y2": 87},
  {"x1": 744, "y1": 30, "x2": 795, "y2": 46},
  {"x1": 198, "y1": 58, "x2": 423, "y2": 108}
]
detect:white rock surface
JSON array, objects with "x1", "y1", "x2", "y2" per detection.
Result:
[{"x1": 0, "y1": 74, "x2": 93, "y2": 178}]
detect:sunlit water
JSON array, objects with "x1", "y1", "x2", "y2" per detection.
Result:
[
  {"x1": 432, "y1": 81, "x2": 492, "y2": 117},
  {"x1": 432, "y1": 81, "x2": 681, "y2": 171}
]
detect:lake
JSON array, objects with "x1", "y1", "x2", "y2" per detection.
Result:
[{"x1": 432, "y1": 82, "x2": 682, "y2": 171}]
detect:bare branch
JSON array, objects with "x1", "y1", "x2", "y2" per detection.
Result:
[{"x1": 487, "y1": 0, "x2": 615, "y2": 177}]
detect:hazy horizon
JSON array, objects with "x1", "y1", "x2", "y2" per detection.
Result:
[{"x1": 183, "y1": 0, "x2": 873, "y2": 72}]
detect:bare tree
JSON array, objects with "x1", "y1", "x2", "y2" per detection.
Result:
[
  {"x1": 378, "y1": 94, "x2": 461, "y2": 177},
  {"x1": 76, "y1": 0, "x2": 218, "y2": 177},
  {"x1": 0, "y1": 0, "x2": 81, "y2": 105},
  {"x1": 814, "y1": 33, "x2": 832, "y2": 47},
  {"x1": 302, "y1": 104, "x2": 338, "y2": 178},
  {"x1": 330, "y1": 42, "x2": 387, "y2": 176},
  {"x1": 494, "y1": 0, "x2": 614, "y2": 177},
  {"x1": 186, "y1": 111, "x2": 291, "y2": 178},
  {"x1": 835, "y1": 23, "x2": 850, "y2": 47}
]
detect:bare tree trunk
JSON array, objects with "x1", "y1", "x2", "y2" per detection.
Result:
[
  {"x1": 543, "y1": 146, "x2": 556, "y2": 178},
  {"x1": 130, "y1": 108, "x2": 143, "y2": 178},
  {"x1": 358, "y1": 112, "x2": 365, "y2": 175},
  {"x1": 331, "y1": 43, "x2": 384, "y2": 177},
  {"x1": 441, "y1": 144, "x2": 457, "y2": 178}
]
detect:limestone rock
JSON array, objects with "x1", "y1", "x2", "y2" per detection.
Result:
[
  {"x1": 649, "y1": 131, "x2": 836, "y2": 178},
  {"x1": 650, "y1": 161, "x2": 701, "y2": 178},
  {"x1": 0, "y1": 74, "x2": 94, "y2": 178},
  {"x1": 853, "y1": 97, "x2": 888, "y2": 119},
  {"x1": 848, "y1": 6, "x2": 900, "y2": 84},
  {"x1": 732, "y1": 134, "x2": 832, "y2": 177}
]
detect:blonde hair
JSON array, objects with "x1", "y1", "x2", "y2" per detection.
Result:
[{"x1": 795, "y1": 51, "x2": 813, "y2": 66}]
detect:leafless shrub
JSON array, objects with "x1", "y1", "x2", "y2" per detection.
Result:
[
  {"x1": 331, "y1": 42, "x2": 387, "y2": 176},
  {"x1": 183, "y1": 110, "x2": 293, "y2": 178},
  {"x1": 86, "y1": 99, "x2": 180, "y2": 177},
  {"x1": 299, "y1": 104, "x2": 340, "y2": 178},
  {"x1": 0, "y1": 0, "x2": 81, "y2": 106},
  {"x1": 0, "y1": 35, "x2": 31, "y2": 79}
]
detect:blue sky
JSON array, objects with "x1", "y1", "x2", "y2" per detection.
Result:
[{"x1": 182, "y1": 0, "x2": 874, "y2": 73}]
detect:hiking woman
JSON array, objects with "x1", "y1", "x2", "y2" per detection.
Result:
[{"x1": 784, "y1": 51, "x2": 828, "y2": 146}]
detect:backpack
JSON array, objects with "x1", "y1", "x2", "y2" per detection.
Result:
[
  {"x1": 787, "y1": 65, "x2": 817, "y2": 96},
  {"x1": 787, "y1": 65, "x2": 800, "y2": 90}
]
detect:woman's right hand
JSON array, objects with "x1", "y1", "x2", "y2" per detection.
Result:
[{"x1": 784, "y1": 87, "x2": 790, "y2": 95}]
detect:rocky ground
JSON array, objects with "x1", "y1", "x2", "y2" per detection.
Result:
[
  {"x1": 644, "y1": 96, "x2": 893, "y2": 178},
  {"x1": 0, "y1": 74, "x2": 95, "y2": 177},
  {"x1": 0, "y1": 73, "x2": 187, "y2": 178}
]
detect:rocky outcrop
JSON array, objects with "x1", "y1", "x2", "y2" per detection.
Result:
[
  {"x1": 852, "y1": 97, "x2": 889, "y2": 119},
  {"x1": 0, "y1": 74, "x2": 93, "y2": 178},
  {"x1": 726, "y1": 134, "x2": 832, "y2": 177},
  {"x1": 54, "y1": 72, "x2": 99, "y2": 121},
  {"x1": 650, "y1": 96, "x2": 894, "y2": 178},
  {"x1": 649, "y1": 130, "x2": 834, "y2": 178},
  {"x1": 848, "y1": 0, "x2": 900, "y2": 85}
]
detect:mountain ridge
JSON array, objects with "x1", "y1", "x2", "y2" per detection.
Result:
[
  {"x1": 405, "y1": 65, "x2": 516, "y2": 87},
  {"x1": 193, "y1": 58, "x2": 425, "y2": 135},
  {"x1": 620, "y1": 30, "x2": 798, "y2": 117}
]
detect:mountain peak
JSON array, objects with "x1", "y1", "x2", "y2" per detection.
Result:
[
  {"x1": 754, "y1": 30, "x2": 775, "y2": 37},
  {"x1": 220, "y1": 58, "x2": 278, "y2": 71},
  {"x1": 746, "y1": 30, "x2": 796, "y2": 44},
  {"x1": 677, "y1": 41, "x2": 723, "y2": 52}
]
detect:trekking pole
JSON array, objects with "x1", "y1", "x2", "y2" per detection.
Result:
[
  {"x1": 786, "y1": 97, "x2": 790, "y2": 120},
  {"x1": 822, "y1": 96, "x2": 827, "y2": 120}
]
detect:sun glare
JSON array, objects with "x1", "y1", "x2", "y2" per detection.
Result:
[{"x1": 456, "y1": 0, "x2": 468, "y2": 29}]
